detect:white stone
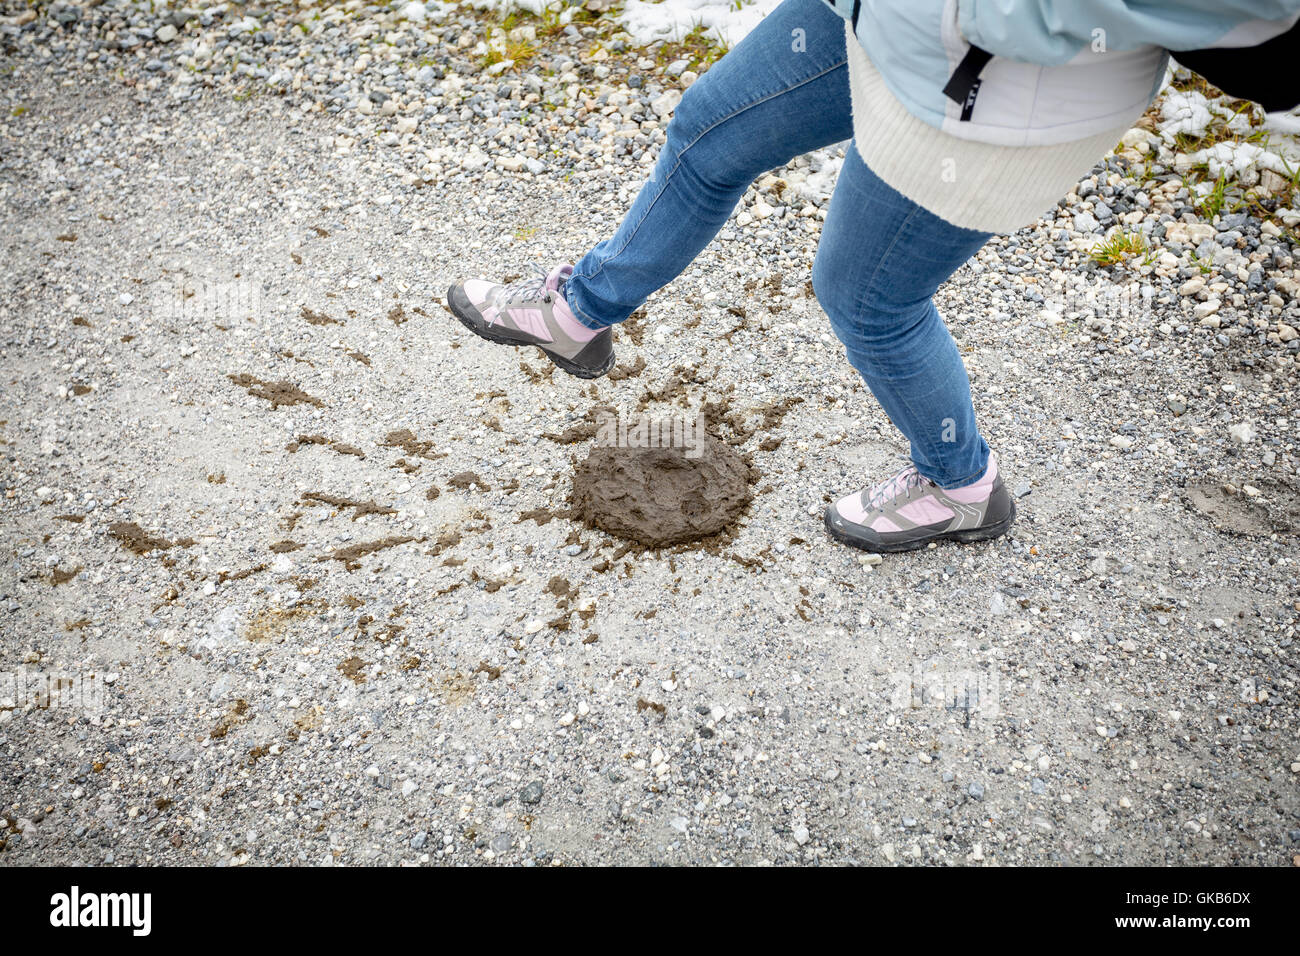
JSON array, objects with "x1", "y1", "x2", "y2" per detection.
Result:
[
  {"x1": 1228, "y1": 423, "x2": 1254, "y2": 444},
  {"x1": 1193, "y1": 298, "x2": 1220, "y2": 319},
  {"x1": 1164, "y1": 221, "x2": 1216, "y2": 245},
  {"x1": 651, "y1": 89, "x2": 681, "y2": 119}
]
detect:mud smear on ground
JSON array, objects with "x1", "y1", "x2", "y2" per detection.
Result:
[
  {"x1": 338, "y1": 655, "x2": 367, "y2": 684},
  {"x1": 544, "y1": 405, "x2": 615, "y2": 446},
  {"x1": 286, "y1": 434, "x2": 328, "y2": 452},
  {"x1": 636, "y1": 370, "x2": 693, "y2": 410},
  {"x1": 300, "y1": 306, "x2": 341, "y2": 326},
  {"x1": 53, "y1": 513, "x2": 84, "y2": 523},
  {"x1": 700, "y1": 394, "x2": 804, "y2": 446},
  {"x1": 301, "y1": 492, "x2": 396, "y2": 521},
  {"x1": 228, "y1": 374, "x2": 323, "y2": 409},
  {"x1": 283, "y1": 349, "x2": 315, "y2": 367},
  {"x1": 269, "y1": 540, "x2": 303, "y2": 553},
  {"x1": 209, "y1": 699, "x2": 249, "y2": 739},
  {"x1": 50, "y1": 564, "x2": 82, "y2": 586},
  {"x1": 519, "y1": 360, "x2": 554, "y2": 384},
  {"x1": 346, "y1": 350, "x2": 371, "y2": 366},
  {"x1": 608, "y1": 355, "x2": 646, "y2": 381},
  {"x1": 547, "y1": 575, "x2": 576, "y2": 608},
  {"x1": 381, "y1": 428, "x2": 444, "y2": 460},
  {"x1": 288, "y1": 434, "x2": 364, "y2": 458},
  {"x1": 318, "y1": 535, "x2": 423, "y2": 571},
  {"x1": 471, "y1": 569, "x2": 507, "y2": 592},
  {"x1": 621, "y1": 307, "x2": 648, "y2": 346},
  {"x1": 1183, "y1": 479, "x2": 1300, "y2": 536},
  {"x1": 545, "y1": 575, "x2": 583, "y2": 630},
  {"x1": 551, "y1": 421, "x2": 600, "y2": 444},
  {"x1": 570, "y1": 434, "x2": 753, "y2": 547},
  {"x1": 545, "y1": 422, "x2": 599, "y2": 445},
  {"x1": 448, "y1": 472, "x2": 490, "y2": 491},
  {"x1": 428, "y1": 530, "x2": 462, "y2": 557},
  {"x1": 217, "y1": 564, "x2": 267, "y2": 584},
  {"x1": 108, "y1": 521, "x2": 190, "y2": 555},
  {"x1": 517, "y1": 507, "x2": 553, "y2": 525}
]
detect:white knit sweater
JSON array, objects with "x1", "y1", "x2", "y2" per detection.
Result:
[{"x1": 843, "y1": 22, "x2": 1143, "y2": 234}]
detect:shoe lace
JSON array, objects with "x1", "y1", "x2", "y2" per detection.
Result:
[
  {"x1": 866, "y1": 464, "x2": 928, "y2": 510},
  {"x1": 497, "y1": 264, "x2": 553, "y2": 305}
]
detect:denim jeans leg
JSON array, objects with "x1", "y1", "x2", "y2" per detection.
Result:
[
  {"x1": 813, "y1": 142, "x2": 995, "y2": 488},
  {"x1": 565, "y1": 0, "x2": 853, "y2": 329}
]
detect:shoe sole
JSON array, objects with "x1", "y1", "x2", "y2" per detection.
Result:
[
  {"x1": 824, "y1": 500, "x2": 1017, "y2": 555},
  {"x1": 446, "y1": 285, "x2": 614, "y2": 380}
]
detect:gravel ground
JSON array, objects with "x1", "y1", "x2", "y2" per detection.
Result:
[{"x1": 2, "y1": 1, "x2": 1299, "y2": 866}]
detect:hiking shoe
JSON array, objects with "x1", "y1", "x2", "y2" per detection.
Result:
[
  {"x1": 446, "y1": 263, "x2": 614, "y2": 379},
  {"x1": 824, "y1": 453, "x2": 1015, "y2": 553}
]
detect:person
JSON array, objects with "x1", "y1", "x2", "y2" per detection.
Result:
[{"x1": 447, "y1": 0, "x2": 1300, "y2": 553}]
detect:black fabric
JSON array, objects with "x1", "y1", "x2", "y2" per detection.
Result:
[
  {"x1": 942, "y1": 44, "x2": 994, "y2": 121},
  {"x1": 1172, "y1": 18, "x2": 1300, "y2": 112}
]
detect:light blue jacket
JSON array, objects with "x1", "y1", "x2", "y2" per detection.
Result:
[{"x1": 822, "y1": 0, "x2": 1300, "y2": 146}]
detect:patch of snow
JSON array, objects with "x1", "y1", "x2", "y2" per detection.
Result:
[
  {"x1": 466, "y1": 0, "x2": 781, "y2": 47},
  {"x1": 617, "y1": 0, "x2": 782, "y2": 47},
  {"x1": 1177, "y1": 140, "x2": 1292, "y2": 185},
  {"x1": 1158, "y1": 89, "x2": 1214, "y2": 139}
]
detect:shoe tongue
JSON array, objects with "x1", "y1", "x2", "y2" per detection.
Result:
[{"x1": 546, "y1": 263, "x2": 574, "y2": 293}]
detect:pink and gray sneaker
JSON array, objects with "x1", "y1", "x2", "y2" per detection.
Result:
[
  {"x1": 825, "y1": 452, "x2": 1015, "y2": 553},
  {"x1": 446, "y1": 263, "x2": 614, "y2": 379}
]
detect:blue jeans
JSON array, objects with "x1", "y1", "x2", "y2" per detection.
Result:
[{"x1": 565, "y1": 0, "x2": 994, "y2": 488}]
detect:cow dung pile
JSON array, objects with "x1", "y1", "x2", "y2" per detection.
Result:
[{"x1": 570, "y1": 435, "x2": 752, "y2": 547}]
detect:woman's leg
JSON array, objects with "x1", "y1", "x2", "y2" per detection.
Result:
[
  {"x1": 813, "y1": 142, "x2": 995, "y2": 489},
  {"x1": 564, "y1": 0, "x2": 852, "y2": 329},
  {"x1": 445, "y1": 0, "x2": 849, "y2": 377}
]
